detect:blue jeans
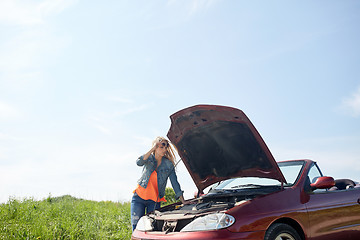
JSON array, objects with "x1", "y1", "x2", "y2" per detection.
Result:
[{"x1": 131, "y1": 193, "x2": 161, "y2": 231}]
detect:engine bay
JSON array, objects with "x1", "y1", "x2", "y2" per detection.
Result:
[{"x1": 145, "y1": 187, "x2": 281, "y2": 233}]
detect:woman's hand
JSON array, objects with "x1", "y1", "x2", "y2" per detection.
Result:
[
  {"x1": 179, "y1": 195, "x2": 189, "y2": 205},
  {"x1": 143, "y1": 144, "x2": 158, "y2": 161}
]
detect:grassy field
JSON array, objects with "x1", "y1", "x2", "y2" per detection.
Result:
[
  {"x1": 0, "y1": 195, "x2": 132, "y2": 240},
  {"x1": 0, "y1": 189, "x2": 177, "y2": 240}
]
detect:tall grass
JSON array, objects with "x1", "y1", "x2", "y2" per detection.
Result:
[{"x1": 0, "y1": 195, "x2": 132, "y2": 240}]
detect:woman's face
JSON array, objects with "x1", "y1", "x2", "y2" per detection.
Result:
[{"x1": 155, "y1": 141, "x2": 168, "y2": 157}]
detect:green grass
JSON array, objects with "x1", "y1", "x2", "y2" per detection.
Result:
[
  {"x1": 0, "y1": 195, "x2": 132, "y2": 240},
  {"x1": 0, "y1": 188, "x2": 178, "y2": 239}
]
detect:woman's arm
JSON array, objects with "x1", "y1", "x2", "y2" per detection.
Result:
[
  {"x1": 169, "y1": 168, "x2": 185, "y2": 201},
  {"x1": 143, "y1": 144, "x2": 157, "y2": 161},
  {"x1": 136, "y1": 144, "x2": 157, "y2": 166}
]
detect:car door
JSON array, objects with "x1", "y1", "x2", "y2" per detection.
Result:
[{"x1": 305, "y1": 164, "x2": 360, "y2": 240}]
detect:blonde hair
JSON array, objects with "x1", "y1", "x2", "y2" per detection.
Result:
[{"x1": 152, "y1": 136, "x2": 177, "y2": 166}]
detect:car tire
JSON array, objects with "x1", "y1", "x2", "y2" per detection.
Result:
[{"x1": 264, "y1": 223, "x2": 302, "y2": 240}]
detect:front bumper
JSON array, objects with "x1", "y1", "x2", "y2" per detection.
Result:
[{"x1": 131, "y1": 229, "x2": 265, "y2": 240}]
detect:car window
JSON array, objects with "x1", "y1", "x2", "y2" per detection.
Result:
[
  {"x1": 307, "y1": 163, "x2": 326, "y2": 193},
  {"x1": 277, "y1": 161, "x2": 305, "y2": 186},
  {"x1": 308, "y1": 164, "x2": 322, "y2": 183}
]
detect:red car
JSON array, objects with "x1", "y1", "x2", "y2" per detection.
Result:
[{"x1": 131, "y1": 105, "x2": 360, "y2": 240}]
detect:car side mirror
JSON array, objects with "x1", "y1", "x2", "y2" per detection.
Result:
[{"x1": 310, "y1": 176, "x2": 335, "y2": 190}]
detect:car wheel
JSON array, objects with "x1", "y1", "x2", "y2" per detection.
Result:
[{"x1": 264, "y1": 223, "x2": 302, "y2": 240}]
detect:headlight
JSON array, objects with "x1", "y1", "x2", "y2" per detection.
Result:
[
  {"x1": 136, "y1": 216, "x2": 154, "y2": 231},
  {"x1": 180, "y1": 213, "x2": 235, "y2": 232}
]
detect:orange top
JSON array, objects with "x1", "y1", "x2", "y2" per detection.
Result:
[{"x1": 134, "y1": 170, "x2": 166, "y2": 202}]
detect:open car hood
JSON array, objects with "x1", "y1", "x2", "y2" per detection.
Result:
[{"x1": 167, "y1": 105, "x2": 286, "y2": 192}]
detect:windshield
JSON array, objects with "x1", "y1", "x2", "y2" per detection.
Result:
[{"x1": 213, "y1": 161, "x2": 305, "y2": 190}]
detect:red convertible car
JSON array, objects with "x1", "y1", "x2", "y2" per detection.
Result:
[{"x1": 131, "y1": 105, "x2": 360, "y2": 240}]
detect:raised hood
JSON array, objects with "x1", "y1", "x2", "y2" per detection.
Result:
[{"x1": 167, "y1": 105, "x2": 286, "y2": 192}]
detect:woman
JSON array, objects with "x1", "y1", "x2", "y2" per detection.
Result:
[{"x1": 131, "y1": 136, "x2": 186, "y2": 231}]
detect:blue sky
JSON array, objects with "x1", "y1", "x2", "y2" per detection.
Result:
[{"x1": 0, "y1": 0, "x2": 359, "y2": 203}]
